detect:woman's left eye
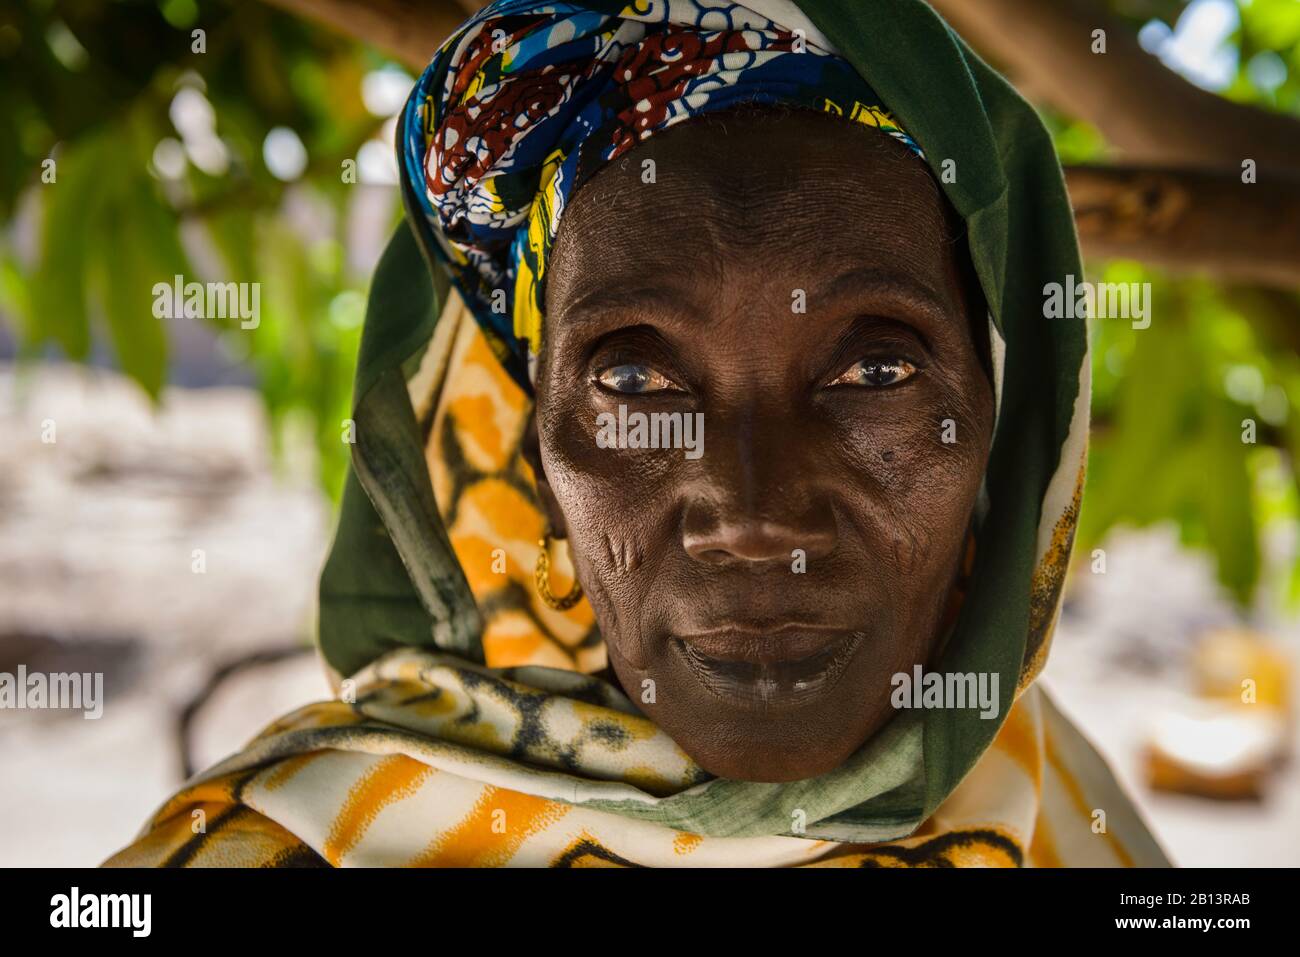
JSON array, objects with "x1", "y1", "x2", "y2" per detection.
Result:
[
  {"x1": 828, "y1": 358, "x2": 919, "y2": 388},
  {"x1": 595, "y1": 363, "x2": 679, "y2": 394}
]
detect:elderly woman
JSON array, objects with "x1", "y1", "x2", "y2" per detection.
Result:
[{"x1": 108, "y1": 0, "x2": 1167, "y2": 867}]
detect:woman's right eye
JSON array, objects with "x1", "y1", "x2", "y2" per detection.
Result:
[{"x1": 595, "y1": 363, "x2": 680, "y2": 394}]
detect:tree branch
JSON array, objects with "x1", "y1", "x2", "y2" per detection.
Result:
[
  {"x1": 926, "y1": 0, "x2": 1300, "y2": 173},
  {"x1": 1065, "y1": 164, "x2": 1300, "y2": 288},
  {"x1": 261, "y1": 0, "x2": 467, "y2": 68}
]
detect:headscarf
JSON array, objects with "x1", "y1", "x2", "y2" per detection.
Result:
[
  {"x1": 106, "y1": 0, "x2": 1169, "y2": 867},
  {"x1": 402, "y1": 0, "x2": 922, "y2": 387}
]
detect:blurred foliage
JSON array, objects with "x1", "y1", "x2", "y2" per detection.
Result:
[
  {"x1": 1, "y1": 0, "x2": 1300, "y2": 606},
  {"x1": 0, "y1": 0, "x2": 398, "y2": 499},
  {"x1": 1056, "y1": 0, "x2": 1300, "y2": 605}
]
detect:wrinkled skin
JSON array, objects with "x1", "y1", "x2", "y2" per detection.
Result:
[{"x1": 522, "y1": 110, "x2": 994, "y2": 782}]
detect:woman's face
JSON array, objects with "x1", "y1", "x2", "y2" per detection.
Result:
[{"x1": 528, "y1": 111, "x2": 995, "y2": 782}]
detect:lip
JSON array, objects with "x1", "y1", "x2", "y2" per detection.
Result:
[{"x1": 672, "y1": 623, "x2": 866, "y2": 712}]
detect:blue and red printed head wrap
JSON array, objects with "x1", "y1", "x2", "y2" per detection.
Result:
[{"x1": 400, "y1": 0, "x2": 921, "y2": 389}]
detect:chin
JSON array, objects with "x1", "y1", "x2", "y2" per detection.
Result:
[{"x1": 608, "y1": 628, "x2": 903, "y2": 782}]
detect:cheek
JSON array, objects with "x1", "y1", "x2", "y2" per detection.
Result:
[
  {"x1": 832, "y1": 380, "x2": 991, "y2": 580},
  {"x1": 539, "y1": 397, "x2": 670, "y2": 548},
  {"x1": 535, "y1": 394, "x2": 671, "y2": 666}
]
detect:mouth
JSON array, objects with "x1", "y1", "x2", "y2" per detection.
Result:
[{"x1": 671, "y1": 624, "x2": 866, "y2": 712}]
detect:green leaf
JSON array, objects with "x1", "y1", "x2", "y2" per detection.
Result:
[
  {"x1": 28, "y1": 131, "x2": 115, "y2": 359},
  {"x1": 1080, "y1": 282, "x2": 1263, "y2": 604},
  {"x1": 91, "y1": 129, "x2": 187, "y2": 399}
]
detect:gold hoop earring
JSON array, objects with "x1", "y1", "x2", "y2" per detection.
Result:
[{"x1": 535, "y1": 534, "x2": 583, "y2": 611}]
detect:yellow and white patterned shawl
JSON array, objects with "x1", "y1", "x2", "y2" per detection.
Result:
[{"x1": 104, "y1": 649, "x2": 1160, "y2": 868}]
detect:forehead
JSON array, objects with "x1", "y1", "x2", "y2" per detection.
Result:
[{"x1": 547, "y1": 110, "x2": 963, "y2": 313}]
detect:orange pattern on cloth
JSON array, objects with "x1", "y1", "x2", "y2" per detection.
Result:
[
  {"x1": 323, "y1": 755, "x2": 435, "y2": 865},
  {"x1": 420, "y1": 295, "x2": 601, "y2": 672}
]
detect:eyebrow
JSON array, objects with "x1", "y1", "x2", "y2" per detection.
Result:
[
  {"x1": 554, "y1": 266, "x2": 955, "y2": 331},
  {"x1": 553, "y1": 281, "x2": 700, "y2": 327},
  {"x1": 814, "y1": 267, "x2": 953, "y2": 326}
]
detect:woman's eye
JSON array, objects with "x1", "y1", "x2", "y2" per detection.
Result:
[
  {"x1": 828, "y1": 358, "x2": 918, "y2": 388},
  {"x1": 595, "y1": 363, "x2": 679, "y2": 394}
]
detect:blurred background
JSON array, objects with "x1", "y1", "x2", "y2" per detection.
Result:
[{"x1": 1, "y1": 0, "x2": 1298, "y2": 867}]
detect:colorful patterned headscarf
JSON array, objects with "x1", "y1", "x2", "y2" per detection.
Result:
[{"x1": 401, "y1": 0, "x2": 922, "y2": 389}]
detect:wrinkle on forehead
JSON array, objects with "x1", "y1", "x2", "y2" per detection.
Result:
[
  {"x1": 559, "y1": 116, "x2": 943, "y2": 249},
  {"x1": 543, "y1": 109, "x2": 973, "y2": 360}
]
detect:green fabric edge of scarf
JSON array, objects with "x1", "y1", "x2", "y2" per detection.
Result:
[{"x1": 319, "y1": 217, "x2": 484, "y2": 676}]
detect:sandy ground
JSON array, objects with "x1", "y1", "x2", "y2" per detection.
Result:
[
  {"x1": 0, "y1": 364, "x2": 332, "y2": 866},
  {"x1": 1043, "y1": 531, "x2": 1300, "y2": 866},
  {"x1": 0, "y1": 363, "x2": 1296, "y2": 867}
]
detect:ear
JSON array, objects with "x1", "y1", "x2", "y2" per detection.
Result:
[{"x1": 522, "y1": 404, "x2": 569, "y2": 539}]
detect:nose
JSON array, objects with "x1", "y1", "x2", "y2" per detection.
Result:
[
  {"x1": 680, "y1": 423, "x2": 838, "y2": 567},
  {"x1": 682, "y1": 512, "x2": 837, "y2": 565}
]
